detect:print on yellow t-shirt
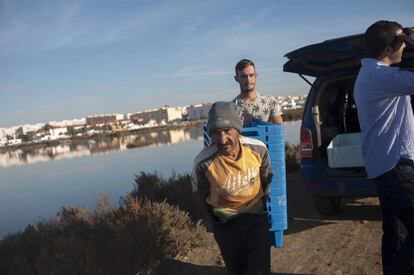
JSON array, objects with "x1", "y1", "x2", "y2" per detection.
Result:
[{"x1": 205, "y1": 145, "x2": 263, "y2": 213}]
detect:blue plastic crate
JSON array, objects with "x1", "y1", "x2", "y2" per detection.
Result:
[
  {"x1": 254, "y1": 136, "x2": 285, "y2": 145},
  {"x1": 271, "y1": 164, "x2": 286, "y2": 175},
  {"x1": 269, "y1": 178, "x2": 287, "y2": 186},
  {"x1": 269, "y1": 188, "x2": 286, "y2": 196},
  {"x1": 267, "y1": 145, "x2": 286, "y2": 154},
  {"x1": 267, "y1": 196, "x2": 287, "y2": 210},
  {"x1": 270, "y1": 176, "x2": 287, "y2": 186},
  {"x1": 270, "y1": 150, "x2": 285, "y2": 157},
  {"x1": 203, "y1": 121, "x2": 288, "y2": 248},
  {"x1": 269, "y1": 188, "x2": 287, "y2": 196},
  {"x1": 271, "y1": 230, "x2": 284, "y2": 247},
  {"x1": 268, "y1": 218, "x2": 288, "y2": 230},
  {"x1": 243, "y1": 121, "x2": 285, "y2": 134},
  {"x1": 254, "y1": 135, "x2": 285, "y2": 143},
  {"x1": 269, "y1": 220, "x2": 288, "y2": 231}
]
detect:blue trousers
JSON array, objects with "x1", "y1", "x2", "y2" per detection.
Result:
[
  {"x1": 374, "y1": 158, "x2": 414, "y2": 275},
  {"x1": 211, "y1": 213, "x2": 271, "y2": 275}
]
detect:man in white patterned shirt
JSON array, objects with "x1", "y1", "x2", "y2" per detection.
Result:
[{"x1": 233, "y1": 59, "x2": 283, "y2": 126}]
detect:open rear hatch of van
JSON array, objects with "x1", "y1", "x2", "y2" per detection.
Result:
[{"x1": 284, "y1": 34, "x2": 414, "y2": 77}]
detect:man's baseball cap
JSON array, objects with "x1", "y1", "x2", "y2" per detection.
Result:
[{"x1": 207, "y1": 101, "x2": 242, "y2": 134}]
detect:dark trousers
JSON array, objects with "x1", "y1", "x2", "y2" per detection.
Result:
[
  {"x1": 211, "y1": 213, "x2": 271, "y2": 275},
  {"x1": 374, "y1": 158, "x2": 414, "y2": 275}
]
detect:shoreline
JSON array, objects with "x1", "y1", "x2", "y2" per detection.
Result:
[
  {"x1": 0, "y1": 120, "x2": 203, "y2": 153},
  {"x1": 0, "y1": 108, "x2": 303, "y2": 153}
]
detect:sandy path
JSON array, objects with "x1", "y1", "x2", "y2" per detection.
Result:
[{"x1": 162, "y1": 172, "x2": 383, "y2": 275}]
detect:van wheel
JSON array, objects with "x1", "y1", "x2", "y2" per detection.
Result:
[{"x1": 312, "y1": 195, "x2": 342, "y2": 215}]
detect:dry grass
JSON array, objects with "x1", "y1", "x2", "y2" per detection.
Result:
[
  {"x1": 0, "y1": 196, "x2": 208, "y2": 275},
  {"x1": 282, "y1": 108, "x2": 304, "y2": 121},
  {"x1": 131, "y1": 172, "x2": 203, "y2": 222},
  {"x1": 285, "y1": 142, "x2": 301, "y2": 172}
]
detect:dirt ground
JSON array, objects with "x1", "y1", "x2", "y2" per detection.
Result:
[{"x1": 160, "y1": 172, "x2": 384, "y2": 275}]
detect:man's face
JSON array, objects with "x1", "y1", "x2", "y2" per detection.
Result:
[
  {"x1": 388, "y1": 29, "x2": 406, "y2": 64},
  {"x1": 210, "y1": 128, "x2": 240, "y2": 156},
  {"x1": 235, "y1": 65, "x2": 257, "y2": 93}
]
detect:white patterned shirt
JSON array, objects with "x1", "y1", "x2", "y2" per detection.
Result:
[{"x1": 233, "y1": 92, "x2": 282, "y2": 124}]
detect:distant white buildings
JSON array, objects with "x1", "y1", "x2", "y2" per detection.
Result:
[
  {"x1": 0, "y1": 95, "x2": 307, "y2": 148},
  {"x1": 7, "y1": 138, "x2": 22, "y2": 145},
  {"x1": 0, "y1": 128, "x2": 15, "y2": 140},
  {"x1": 49, "y1": 127, "x2": 68, "y2": 138},
  {"x1": 130, "y1": 106, "x2": 183, "y2": 125},
  {"x1": 49, "y1": 118, "x2": 86, "y2": 127},
  {"x1": 160, "y1": 106, "x2": 183, "y2": 122},
  {"x1": 86, "y1": 114, "x2": 125, "y2": 125},
  {"x1": 129, "y1": 111, "x2": 145, "y2": 124},
  {"x1": 16, "y1": 124, "x2": 44, "y2": 135},
  {"x1": 40, "y1": 135, "x2": 57, "y2": 141},
  {"x1": 186, "y1": 103, "x2": 211, "y2": 120},
  {"x1": 276, "y1": 95, "x2": 307, "y2": 110}
]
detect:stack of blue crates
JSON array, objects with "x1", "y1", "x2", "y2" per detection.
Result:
[{"x1": 203, "y1": 121, "x2": 288, "y2": 248}]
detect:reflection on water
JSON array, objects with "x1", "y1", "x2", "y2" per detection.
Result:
[
  {"x1": 0, "y1": 122, "x2": 301, "y2": 168},
  {"x1": 0, "y1": 127, "x2": 203, "y2": 168}
]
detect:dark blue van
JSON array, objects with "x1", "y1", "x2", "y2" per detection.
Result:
[{"x1": 283, "y1": 34, "x2": 414, "y2": 215}]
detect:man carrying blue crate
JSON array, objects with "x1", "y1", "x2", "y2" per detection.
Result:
[
  {"x1": 191, "y1": 101, "x2": 273, "y2": 275},
  {"x1": 233, "y1": 59, "x2": 283, "y2": 126}
]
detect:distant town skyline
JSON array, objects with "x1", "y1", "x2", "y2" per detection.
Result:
[
  {"x1": 0, "y1": 95, "x2": 306, "y2": 130},
  {"x1": 1, "y1": 0, "x2": 413, "y2": 127}
]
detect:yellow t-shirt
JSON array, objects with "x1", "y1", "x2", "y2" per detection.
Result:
[{"x1": 192, "y1": 136, "x2": 272, "y2": 220}]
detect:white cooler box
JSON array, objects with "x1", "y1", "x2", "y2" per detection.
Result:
[{"x1": 327, "y1": 133, "x2": 365, "y2": 168}]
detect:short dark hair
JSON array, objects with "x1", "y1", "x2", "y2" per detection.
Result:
[
  {"x1": 365, "y1": 20, "x2": 403, "y2": 58},
  {"x1": 235, "y1": 59, "x2": 255, "y2": 75}
]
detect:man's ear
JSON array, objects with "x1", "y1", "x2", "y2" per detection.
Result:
[
  {"x1": 234, "y1": 75, "x2": 239, "y2": 83},
  {"x1": 378, "y1": 46, "x2": 393, "y2": 61},
  {"x1": 384, "y1": 45, "x2": 394, "y2": 57}
]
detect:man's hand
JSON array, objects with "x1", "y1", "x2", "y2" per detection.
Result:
[
  {"x1": 242, "y1": 113, "x2": 254, "y2": 127},
  {"x1": 270, "y1": 115, "x2": 283, "y2": 125}
]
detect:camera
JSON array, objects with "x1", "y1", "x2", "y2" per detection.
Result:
[{"x1": 403, "y1": 27, "x2": 413, "y2": 37}]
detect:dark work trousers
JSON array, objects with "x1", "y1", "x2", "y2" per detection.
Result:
[
  {"x1": 374, "y1": 158, "x2": 414, "y2": 275},
  {"x1": 211, "y1": 213, "x2": 271, "y2": 275}
]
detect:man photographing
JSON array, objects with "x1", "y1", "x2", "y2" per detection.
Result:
[
  {"x1": 191, "y1": 101, "x2": 273, "y2": 274},
  {"x1": 354, "y1": 20, "x2": 414, "y2": 275}
]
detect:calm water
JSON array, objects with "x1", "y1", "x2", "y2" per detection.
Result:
[{"x1": 0, "y1": 121, "x2": 300, "y2": 238}]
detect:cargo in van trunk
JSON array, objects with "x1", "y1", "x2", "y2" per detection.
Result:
[{"x1": 327, "y1": 133, "x2": 365, "y2": 168}]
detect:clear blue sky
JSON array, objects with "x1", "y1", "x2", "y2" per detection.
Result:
[{"x1": 1, "y1": 0, "x2": 413, "y2": 127}]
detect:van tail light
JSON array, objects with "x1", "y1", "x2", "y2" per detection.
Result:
[{"x1": 300, "y1": 126, "x2": 313, "y2": 159}]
